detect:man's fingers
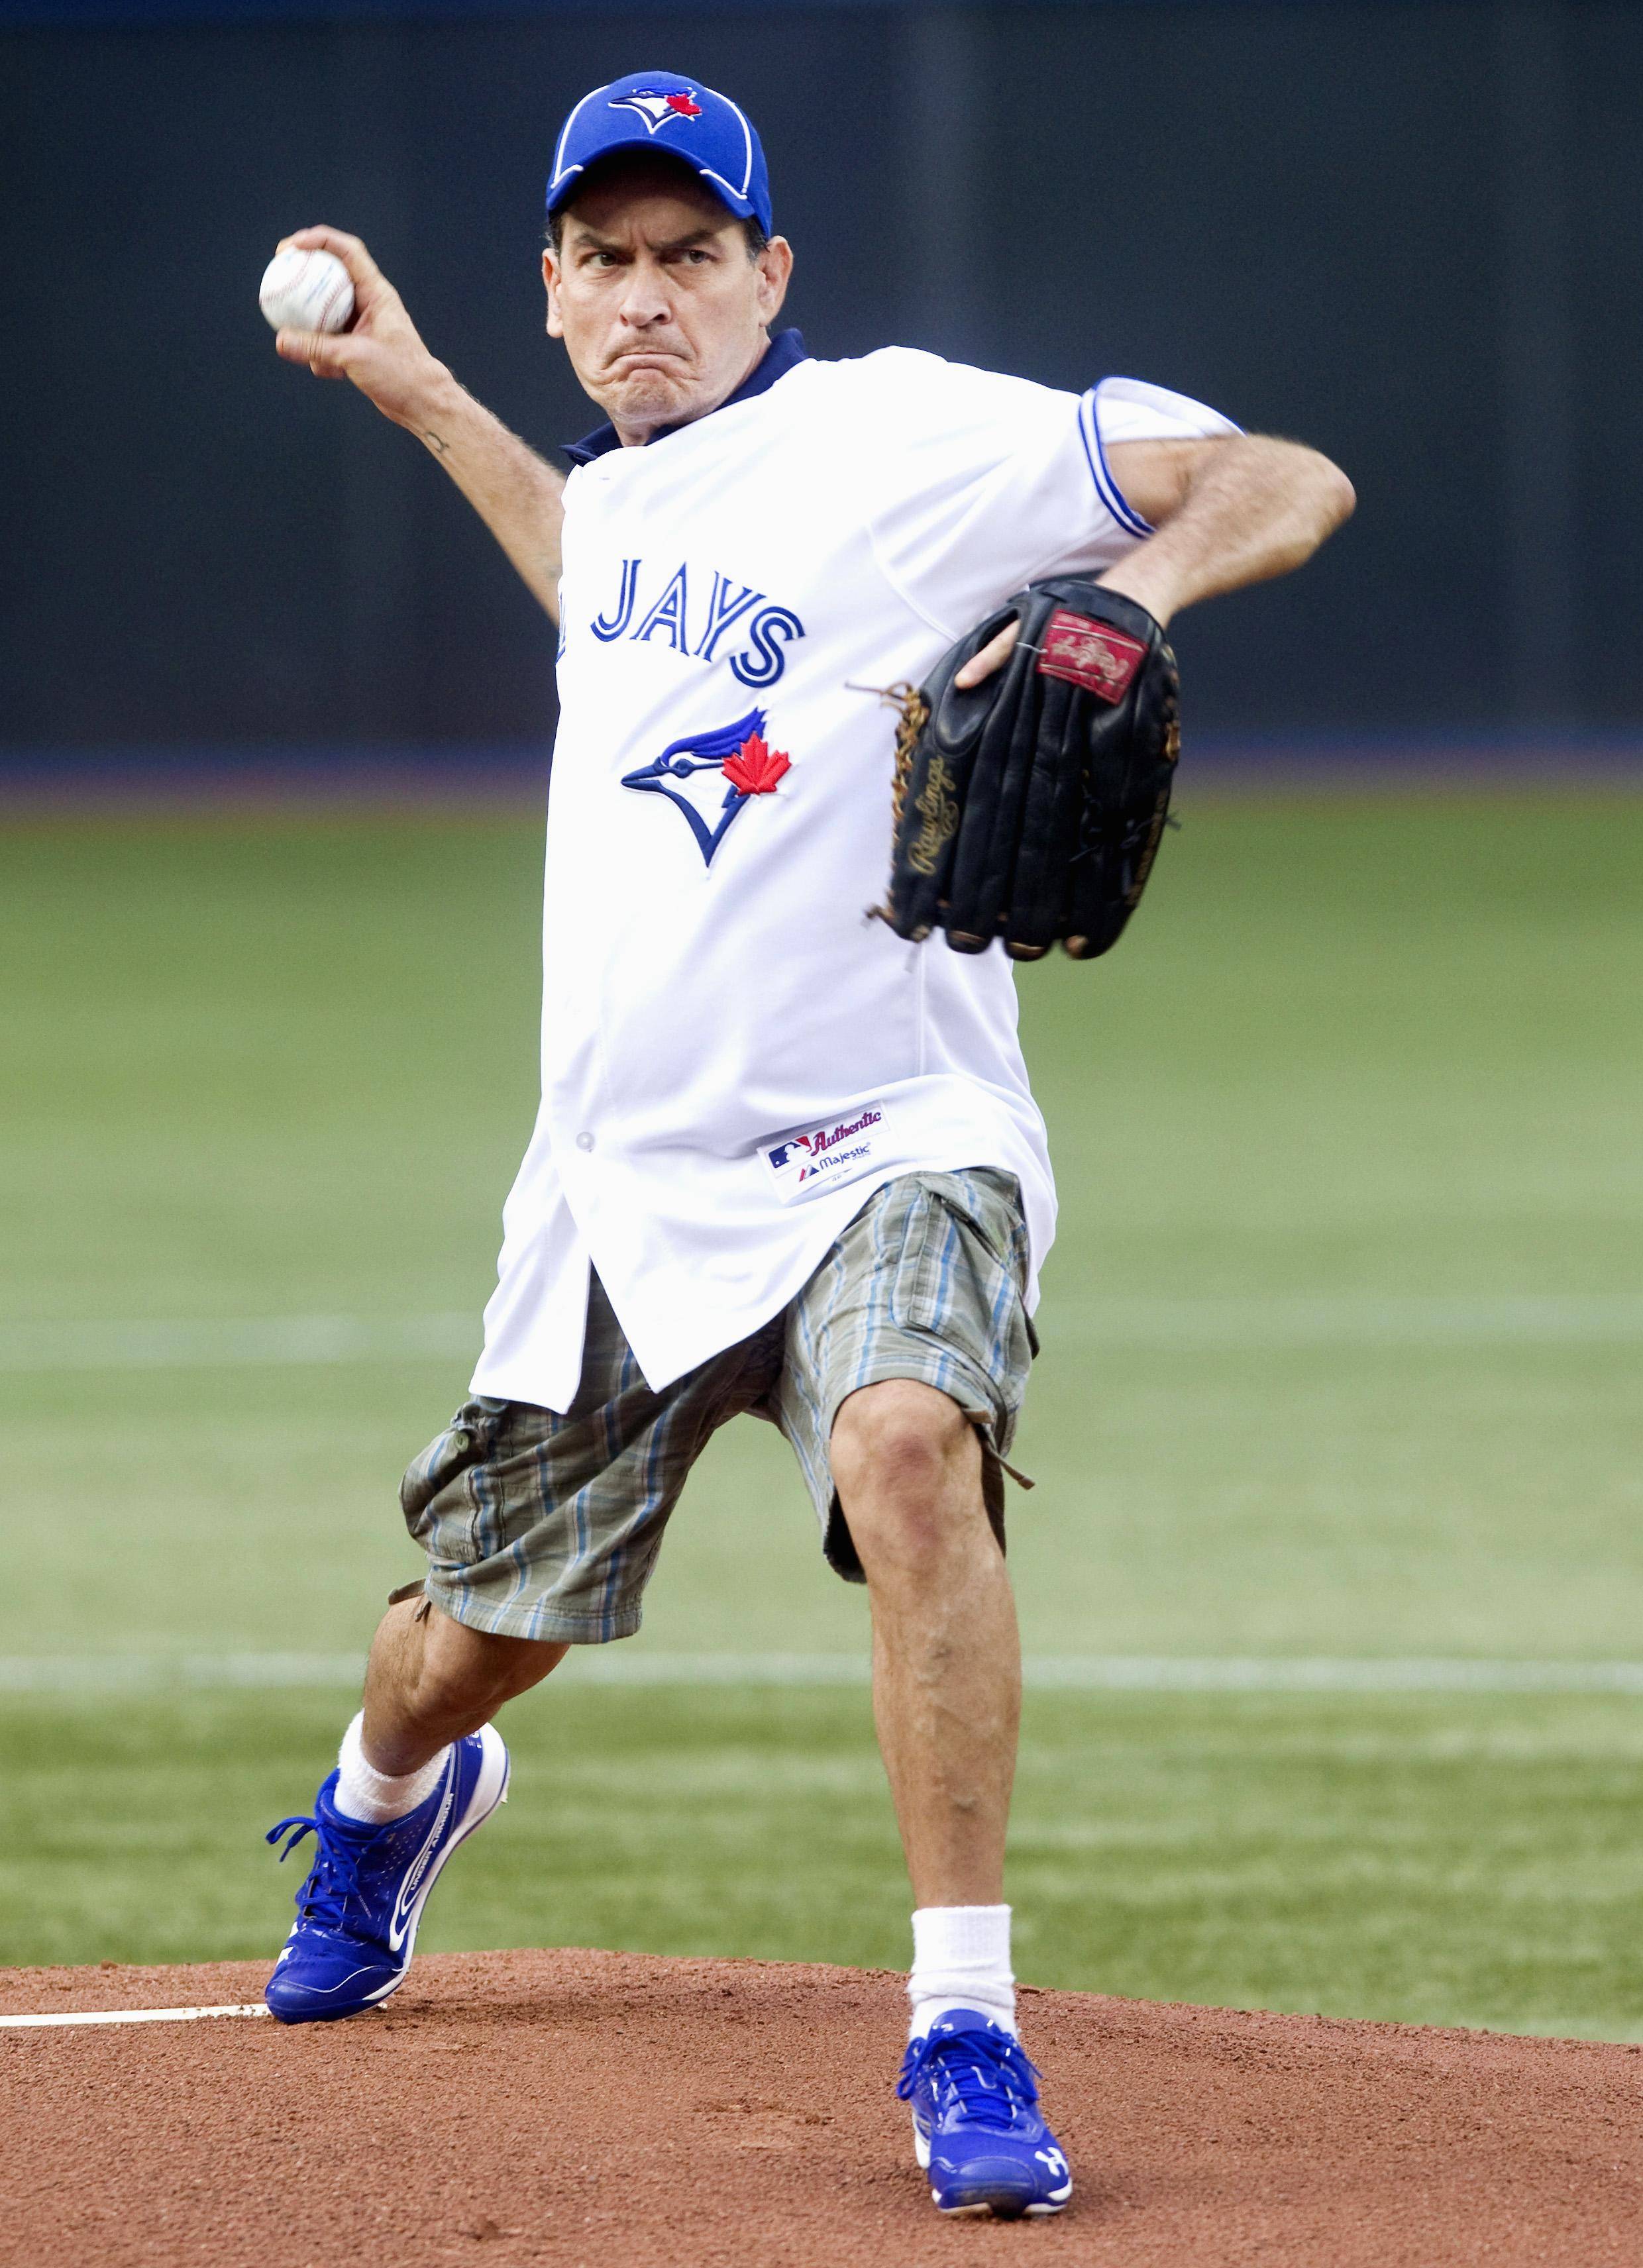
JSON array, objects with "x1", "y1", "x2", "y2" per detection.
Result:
[
  {"x1": 953, "y1": 619, "x2": 1021, "y2": 690},
  {"x1": 275, "y1": 326, "x2": 358, "y2": 376},
  {"x1": 275, "y1": 224, "x2": 386, "y2": 300}
]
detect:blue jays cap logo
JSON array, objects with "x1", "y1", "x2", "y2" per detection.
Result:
[
  {"x1": 547, "y1": 71, "x2": 774, "y2": 236},
  {"x1": 608, "y1": 87, "x2": 704, "y2": 132},
  {"x1": 621, "y1": 708, "x2": 791, "y2": 865}
]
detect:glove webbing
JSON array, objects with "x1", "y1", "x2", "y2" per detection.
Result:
[{"x1": 867, "y1": 680, "x2": 931, "y2": 924}]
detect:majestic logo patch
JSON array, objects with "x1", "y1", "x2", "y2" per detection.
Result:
[
  {"x1": 762, "y1": 1103, "x2": 888, "y2": 1203},
  {"x1": 608, "y1": 88, "x2": 704, "y2": 132},
  {"x1": 621, "y1": 709, "x2": 791, "y2": 866},
  {"x1": 1037, "y1": 609, "x2": 1145, "y2": 703}
]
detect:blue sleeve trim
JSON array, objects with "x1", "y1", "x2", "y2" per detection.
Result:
[{"x1": 1077, "y1": 389, "x2": 1154, "y2": 539}]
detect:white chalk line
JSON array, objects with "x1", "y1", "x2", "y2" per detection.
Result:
[
  {"x1": 0, "y1": 2003, "x2": 267, "y2": 2033},
  {"x1": 8, "y1": 1653, "x2": 1643, "y2": 1696},
  {"x1": 4, "y1": 1294, "x2": 1643, "y2": 1375}
]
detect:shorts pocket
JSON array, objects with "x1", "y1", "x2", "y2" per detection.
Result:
[
  {"x1": 886, "y1": 1184, "x2": 951, "y2": 1337},
  {"x1": 882, "y1": 1176, "x2": 1037, "y2": 1435},
  {"x1": 399, "y1": 1403, "x2": 498, "y2": 1565},
  {"x1": 888, "y1": 1185, "x2": 1008, "y2": 1363},
  {"x1": 933, "y1": 1170, "x2": 1030, "y2": 1299}
]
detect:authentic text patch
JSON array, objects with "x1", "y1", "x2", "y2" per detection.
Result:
[{"x1": 760, "y1": 1104, "x2": 890, "y2": 1204}]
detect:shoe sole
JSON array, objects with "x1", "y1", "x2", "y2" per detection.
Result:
[
  {"x1": 912, "y1": 2112, "x2": 1071, "y2": 2217},
  {"x1": 270, "y1": 1726, "x2": 510, "y2": 2024},
  {"x1": 939, "y1": 2200, "x2": 1068, "y2": 2218}
]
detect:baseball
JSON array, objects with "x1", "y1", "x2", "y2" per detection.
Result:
[{"x1": 258, "y1": 247, "x2": 354, "y2": 335}]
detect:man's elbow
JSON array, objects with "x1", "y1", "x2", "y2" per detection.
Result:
[{"x1": 1299, "y1": 446, "x2": 1356, "y2": 539}]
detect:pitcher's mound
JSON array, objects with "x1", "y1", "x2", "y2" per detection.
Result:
[{"x1": 1, "y1": 1947, "x2": 1640, "y2": 2264}]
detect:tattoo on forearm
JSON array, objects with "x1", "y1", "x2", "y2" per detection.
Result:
[{"x1": 419, "y1": 427, "x2": 449, "y2": 457}]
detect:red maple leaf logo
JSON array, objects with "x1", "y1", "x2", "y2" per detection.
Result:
[
  {"x1": 723, "y1": 733, "x2": 790, "y2": 796},
  {"x1": 666, "y1": 91, "x2": 703, "y2": 117}
]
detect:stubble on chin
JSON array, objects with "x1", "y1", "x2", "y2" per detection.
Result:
[
  {"x1": 612, "y1": 377, "x2": 680, "y2": 421},
  {"x1": 602, "y1": 360, "x2": 693, "y2": 422}
]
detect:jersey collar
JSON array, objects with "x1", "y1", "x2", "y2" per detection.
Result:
[{"x1": 562, "y1": 327, "x2": 809, "y2": 466}]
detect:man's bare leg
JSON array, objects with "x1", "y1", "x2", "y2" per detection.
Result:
[
  {"x1": 829, "y1": 1379, "x2": 1020, "y2": 1911},
  {"x1": 831, "y1": 1378, "x2": 1071, "y2": 2220},
  {"x1": 358, "y1": 1596, "x2": 567, "y2": 1775}
]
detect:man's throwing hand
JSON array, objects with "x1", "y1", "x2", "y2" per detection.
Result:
[{"x1": 268, "y1": 226, "x2": 449, "y2": 436}]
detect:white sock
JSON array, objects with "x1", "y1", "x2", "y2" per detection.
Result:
[
  {"x1": 907, "y1": 1904, "x2": 1016, "y2": 2038},
  {"x1": 332, "y1": 1711, "x2": 450, "y2": 1824}
]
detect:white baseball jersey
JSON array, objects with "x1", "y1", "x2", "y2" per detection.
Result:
[{"x1": 470, "y1": 336, "x2": 1236, "y2": 1411}]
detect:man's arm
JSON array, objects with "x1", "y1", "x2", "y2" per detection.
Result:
[
  {"x1": 272, "y1": 227, "x2": 565, "y2": 622},
  {"x1": 955, "y1": 433, "x2": 1353, "y2": 688},
  {"x1": 1096, "y1": 434, "x2": 1355, "y2": 621}
]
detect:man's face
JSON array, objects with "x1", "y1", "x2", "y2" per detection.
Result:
[{"x1": 544, "y1": 157, "x2": 792, "y2": 442}]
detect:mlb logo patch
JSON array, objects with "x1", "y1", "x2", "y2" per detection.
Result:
[
  {"x1": 1036, "y1": 609, "x2": 1146, "y2": 703},
  {"x1": 761, "y1": 1103, "x2": 890, "y2": 1204}
]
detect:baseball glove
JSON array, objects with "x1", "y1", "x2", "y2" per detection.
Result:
[{"x1": 873, "y1": 578, "x2": 1180, "y2": 960}]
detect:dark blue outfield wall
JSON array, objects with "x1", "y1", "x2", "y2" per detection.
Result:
[{"x1": 3, "y1": 1, "x2": 1642, "y2": 760}]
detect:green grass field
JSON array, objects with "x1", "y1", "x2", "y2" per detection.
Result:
[{"x1": 3, "y1": 789, "x2": 1641, "y2": 2037}]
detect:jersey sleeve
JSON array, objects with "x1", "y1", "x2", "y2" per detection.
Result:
[{"x1": 856, "y1": 351, "x2": 1239, "y2": 640}]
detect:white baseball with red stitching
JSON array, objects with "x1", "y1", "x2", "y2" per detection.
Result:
[{"x1": 258, "y1": 248, "x2": 354, "y2": 335}]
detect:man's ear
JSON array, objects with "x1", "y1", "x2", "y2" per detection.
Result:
[
  {"x1": 755, "y1": 236, "x2": 794, "y2": 327},
  {"x1": 542, "y1": 246, "x2": 565, "y2": 340}
]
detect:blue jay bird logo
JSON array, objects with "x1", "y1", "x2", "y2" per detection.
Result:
[
  {"x1": 608, "y1": 88, "x2": 704, "y2": 132},
  {"x1": 620, "y1": 709, "x2": 792, "y2": 866}
]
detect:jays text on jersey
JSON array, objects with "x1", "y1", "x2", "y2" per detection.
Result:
[{"x1": 471, "y1": 336, "x2": 1236, "y2": 1410}]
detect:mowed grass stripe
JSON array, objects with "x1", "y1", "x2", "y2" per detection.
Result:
[
  {"x1": 6, "y1": 1293, "x2": 1643, "y2": 1373},
  {"x1": 11, "y1": 1654, "x2": 1643, "y2": 1694},
  {"x1": 0, "y1": 1314, "x2": 478, "y2": 1372}
]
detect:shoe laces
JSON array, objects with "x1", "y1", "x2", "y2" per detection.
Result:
[
  {"x1": 265, "y1": 1810, "x2": 367, "y2": 1932},
  {"x1": 896, "y1": 2023, "x2": 1042, "y2": 2129}
]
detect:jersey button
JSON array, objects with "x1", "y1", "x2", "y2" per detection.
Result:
[{"x1": 575, "y1": 1130, "x2": 596, "y2": 1152}]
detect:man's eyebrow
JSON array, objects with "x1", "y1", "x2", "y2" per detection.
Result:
[{"x1": 570, "y1": 224, "x2": 721, "y2": 256}]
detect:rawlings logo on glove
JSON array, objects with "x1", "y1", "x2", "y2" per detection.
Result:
[{"x1": 1037, "y1": 609, "x2": 1147, "y2": 702}]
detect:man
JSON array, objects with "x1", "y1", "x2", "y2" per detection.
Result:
[{"x1": 262, "y1": 70, "x2": 1352, "y2": 2219}]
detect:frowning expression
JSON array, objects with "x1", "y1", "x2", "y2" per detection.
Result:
[{"x1": 544, "y1": 155, "x2": 792, "y2": 444}]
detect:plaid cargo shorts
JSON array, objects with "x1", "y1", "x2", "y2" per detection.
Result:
[{"x1": 398, "y1": 1167, "x2": 1037, "y2": 1644}]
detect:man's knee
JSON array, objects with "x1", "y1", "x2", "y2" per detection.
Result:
[{"x1": 830, "y1": 1380, "x2": 986, "y2": 1573}]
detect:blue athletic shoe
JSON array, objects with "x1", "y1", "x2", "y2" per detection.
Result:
[
  {"x1": 897, "y1": 2010, "x2": 1073, "y2": 2218},
  {"x1": 263, "y1": 1724, "x2": 509, "y2": 2024}
]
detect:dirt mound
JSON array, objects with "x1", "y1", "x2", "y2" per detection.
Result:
[{"x1": 1, "y1": 1947, "x2": 1640, "y2": 2264}]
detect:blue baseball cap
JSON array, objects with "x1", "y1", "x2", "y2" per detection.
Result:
[{"x1": 546, "y1": 70, "x2": 773, "y2": 237}]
